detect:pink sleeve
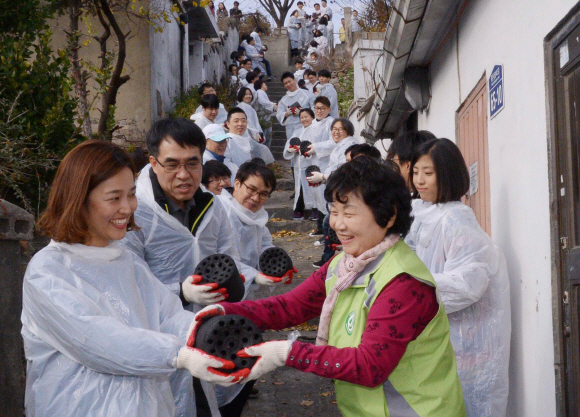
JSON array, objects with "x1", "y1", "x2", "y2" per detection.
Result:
[
  {"x1": 285, "y1": 274, "x2": 439, "y2": 388},
  {"x1": 220, "y1": 261, "x2": 331, "y2": 330}
]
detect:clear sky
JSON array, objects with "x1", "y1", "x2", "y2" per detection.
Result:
[{"x1": 215, "y1": 0, "x2": 362, "y2": 42}]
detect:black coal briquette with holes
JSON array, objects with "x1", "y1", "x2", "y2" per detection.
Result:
[
  {"x1": 259, "y1": 247, "x2": 293, "y2": 278},
  {"x1": 289, "y1": 137, "x2": 301, "y2": 147},
  {"x1": 194, "y1": 314, "x2": 263, "y2": 372},
  {"x1": 300, "y1": 140, "x2": 312, "y2": 156},
  {"x1": 328, "y1": 227, "x2": 341, "y2": 246},
  {"x1": 305, "y1": 165, "x2": 321, "y2": 178},
  {"x1": 194, "y1": 254, "x2": 245, "y2": 302}
]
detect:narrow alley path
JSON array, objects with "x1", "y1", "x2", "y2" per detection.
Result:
[{"x1": 239, "y1": 160, "x2": 342, "y2": 416}]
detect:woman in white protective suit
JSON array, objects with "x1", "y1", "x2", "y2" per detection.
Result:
[
  {"x1": 405, "y1": 138, "x2": 511, "y2": 417},
  {"x1": 22, "y1": 140, "x2": 249, "y2": 417},
  {"x1": 283, "y1": 108, "x2": 316, "y2": 221},
  {"x1": 218, "y1": 161, "x2": 298, "y2": 295}
]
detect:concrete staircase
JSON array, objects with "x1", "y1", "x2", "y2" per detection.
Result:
[{"x1": 266, "y1": 80, "x2": 288, "y2": 161}]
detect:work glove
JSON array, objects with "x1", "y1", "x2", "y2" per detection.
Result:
[
  {"x1": 237, "y1": 340, "x2": 293, "y2": 381},
  {"x1": 287, "y1": 145, "x2": 298, "y2": 153},
  {"x1": 305, "y1": 144, "x2": 316, "y2": 156},
  {"x1": 255, "y1": 267, "x2": 297, "y2": 286},
  {"x1": 307, "y1": 171, "x2": 325, "y2": 184},
  {"x1": 182, "y1": 275, "x2": 228, "y2": 305},
  {"x1": 258, "y1": 133, "x2": 266, "y2": 144},
  {"x1": 186, "y1": 304, "x2": 226, "y2": 347},
  {"x1": 176, "y1": 346, "x2": 250, "y2": 387}
]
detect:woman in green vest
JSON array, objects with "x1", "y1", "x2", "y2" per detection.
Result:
[{"x1": 190, "y1": 157, "x2": 467, "y2": 416}]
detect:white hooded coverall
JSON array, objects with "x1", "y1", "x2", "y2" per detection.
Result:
[
  {"x1": 283, "y1": 123, "x2": 315, "y2": 210},
  {"x1": 21, "y1": 241, "x2": 194, "y2": 417},
  {"x1": 405, "y1": 200, "x2": 511, "y2": 417}
]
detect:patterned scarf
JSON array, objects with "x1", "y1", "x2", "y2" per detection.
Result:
[{"x1": 316, "y1": 234, "x2": 400, "y2": 346}]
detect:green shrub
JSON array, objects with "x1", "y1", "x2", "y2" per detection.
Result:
[
  {"x1": 172, "y1": 81, "x2": 237, "y2": 119},
  {"x1": 336, "y1": 68, "x2": 354, "y2": 117},
  {"x1": 0, "y1": 0, "x2": 80, "y2": 216}
]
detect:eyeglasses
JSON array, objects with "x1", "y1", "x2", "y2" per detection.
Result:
[
  {"x1": 331, "y1": 127, "x2": 345, "y2": 132},
  {"x1": 314, "y1": 106, "x2": 328, "y2": 111},
  {"x1": 209, "y1": 177, "x2": 229, "y2": 185},
  {"x1": 155, "y1": 158, "x2": 201, "y2": 173},
  {"x1": 242, "y1": 182, "x2": 271, "y2": 200}
]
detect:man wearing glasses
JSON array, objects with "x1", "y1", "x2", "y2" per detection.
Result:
[{"x1": 121, "y1": 117, "x2": 256, "y2": 417}]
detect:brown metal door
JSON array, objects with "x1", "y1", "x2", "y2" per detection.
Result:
[
  {"x1": 456, "y1": 76, "x2": 492, "y2": 236},
  {"x1": 553, "y1": 22, "x2": 580, "y2": 417}
]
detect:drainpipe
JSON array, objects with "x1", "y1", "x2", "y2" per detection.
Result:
[{"x1": 178, "y1": 12, "x2": 189, "y2": 92}]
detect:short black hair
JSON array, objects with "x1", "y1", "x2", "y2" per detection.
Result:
[
  {"x1": 331, "y1": 118, "x2": 355, "y2": 136},
  {"x1": 146, "y1": 118, "x2": 206, "y2": 158},
  {"x1": 410, "y1": 138, "x2": 469, "y2": 203},
  {"x1": 297, "y1": 79, "x2": 307, "y2": 88},
  {"x1": 198, "y1": 83, "x2": 213, "y2": 96},
  {"x1": 230, "y1": 51, "x2": 240, "y2": 61},
  {"x1": 202, "y1": 160, "x2": 232, "y2": 186},
  {"x1": 299, "y1": 108, "x2": 315, "y2": 118},
  {"x1": 235, "y1": 161, "x2": 277, "y2": 192},
  {"x1": 242, "y1": 58, "x2": 252, "y2": 65},
  {"x1": 254, "y1": 79, "x2": 265, "y2": 90},
  {"x1": 318, "y1": 17, "x2": 328, "y2": 25},
  {"x1": 227, "y1": 106, "x2": 247, "y2": 121},
  {"x1": 200, "y1": 94, "x2": 220, "y2": 109},
  {"x1": 250, "y1": 157, "x2": 266, "y2": 166},
  {"x1": 281, "y1": 71, "x2": 295, "y2": 81},
  {"x1": 325, "y1": 157, "x2": 412, "y2": 237},
  {"x1": 228, "y1": 64, "x2": 238, "y2": 73},
  {"x1": 246, "y1": 72, "x2": 258, "y2": 83},
  {"x1": 237, "y1": 87, "x2": 253, "y2": 103},
  {"x1": 387, "y1": 130, "x2": 436, "y2": 162},
  {"x1": 318, "y1": 69, "x2": 331, "y2": 78},
  {"x1": 295, "y1": 58, "x2": 304, "y2": 64},
  {"x1": 310, "y1": 40, "x2": 319, "y2": 47},
  {"x1": 345, "y1": 143, "x2": 382, "y2": 162},
  {"x1": 255, "y1": 27, "x2": 263, "y2": 33},
  {"x1": 314, "y1": 96, "x2": 331, "y2": 108},
  {"x1": 306, "y1": 69, "x2": 317, "y2": 77}
]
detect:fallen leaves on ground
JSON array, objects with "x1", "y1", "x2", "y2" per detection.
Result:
[
  {"x1": 272, "y1": 381, "x2": 285, "y2": 385},
  {"x1": 320, "y1": 392, "x2": 332, "y2": 397},
  {"x1": 269, "y1": 218, "x2": 285, "y2": 222},
  {"x1": 281, "y1": 323, "x2": 318, "y2": 331},
  {"x1": 272, "y1": 230, "x2": 300, "y2": 238},
  {"x1": 301, "y1": 400, "x2": 314, "y2": 406}
]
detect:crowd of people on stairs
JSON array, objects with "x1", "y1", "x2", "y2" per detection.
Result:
[{"x1": 19, "y1": 5, "x2": 511, "y2": 417}]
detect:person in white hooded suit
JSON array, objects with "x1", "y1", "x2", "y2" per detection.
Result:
[
  {"x1": 218, "y1": 161, "x2": 298, "y2": 294},
  {"x1": 23, "y1": 140, "x2": 249, "y2": 417},
  {"x1": 121, "y1": 118, "x2": 259, "y2": 416},
  {"x1": 225, "y1": 107, "x2": 275, "y2": 166},
  {"x1": 404, "y1": 138, "x2": 511, "y2": 417},
  {"x1": 276, "y1": 72, "x2": 312, "y2": 145}
]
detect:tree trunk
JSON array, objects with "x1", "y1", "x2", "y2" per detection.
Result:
[
  {"x1": 95, "y1": 0, "x2": 130, "y2": 140},
  {"x1": 68, "y1": 0, "x2": 93, "y2": 138}
]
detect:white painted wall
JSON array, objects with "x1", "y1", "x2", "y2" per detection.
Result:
[
  {"x1": 352, "y1": 39, "x2": 384, "y2": 103},
  {"x1": 150, "y1": 15, "x2": 185, "y2": 120},
  {"x1": 417, "y1": 0, "x2": 578, "y2": 415}
]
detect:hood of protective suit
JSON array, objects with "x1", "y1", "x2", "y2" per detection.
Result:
[
  {"x1": 218, "y1": 189, "x2": 269, "y2": 228},
  {"x1": 48, "y1": 239, "x2": 124, "y2": 261},
  {"x1": 228, "y1": 132, "x2": 252, "y2": 154}
]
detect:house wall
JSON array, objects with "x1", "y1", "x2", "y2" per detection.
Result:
[
  {"x1": 188, "y1": 23, "x2": 239, "y2": 87},
  {"x1": 417, "y1": 0, "x2": 578, "y2": 415}
]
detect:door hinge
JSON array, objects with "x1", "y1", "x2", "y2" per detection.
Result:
[{"x1": 561, "y1": 236, "x2": 569, "y2": 250}]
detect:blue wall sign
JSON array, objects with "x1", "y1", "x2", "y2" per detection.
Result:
[{"x1": 489, "y1": 65, "x2": 504, "y2": 119}]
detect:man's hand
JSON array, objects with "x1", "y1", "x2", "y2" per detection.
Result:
[
  {"x1": 186, "y1": 304, "x2": 226, "y2": 347},
  {"x1": 307, "y1": 171, "x2": 325, "y2": 184},
  {"x1": 181, "y1": 275, "x2": 228, "y2": 305}
]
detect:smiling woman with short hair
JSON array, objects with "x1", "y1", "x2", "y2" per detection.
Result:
[{"x1": 193, "y1": 157, "x2": 467, "y2": 417}]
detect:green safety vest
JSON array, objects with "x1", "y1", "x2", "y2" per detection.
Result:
[{"x1": 325, "y1": 240, "x2": 466, "y2": 417}]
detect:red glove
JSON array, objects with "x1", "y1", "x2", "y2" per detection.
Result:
[{"x1": 186, "y1": 304, "x2": 226, "y2": 347}]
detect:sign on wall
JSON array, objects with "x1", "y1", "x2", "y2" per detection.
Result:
[{"x1": 489, "y1": 65, "x2": 504, "y2": 119}]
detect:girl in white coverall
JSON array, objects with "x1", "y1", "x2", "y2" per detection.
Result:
[
  {"x1": 405, "y1": 138, "x2": 511, "y2": 417},
  {"x1": 21, "y1": 141, "x2": 248, "y2": 417}
]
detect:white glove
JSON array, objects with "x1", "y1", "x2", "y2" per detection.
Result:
[
  {"x1": 185, "y1": 304, "x2": 226, "y2": 347},
  {"x1": 182, "y1": 275, "x2": 227, "y2": 305},
  {"x1": 238, "y1": 340, "x2": 292, "y2": 381},
  {"x1": 307, "y1": 171, "x2": 325, "y2": 184},
  {"x1": 305, "y1": 144, "x2": 316, "y2": 156},
  {"x1": 176, "y1": 346, "x2": 250, "y2": 387}
]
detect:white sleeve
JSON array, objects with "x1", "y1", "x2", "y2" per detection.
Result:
[
  {"x1": 22, "y1": 258, "x2": 181, "y2": 376},
  {"x1": 276, "y1": 97, "x2": 289, "y2": 126},
  {"x1": 315, "y1": 137, "x2": 337, "y2": 158},
  {"x1": 433, "y1": 216, "x2": 496, "y2": 314}
]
